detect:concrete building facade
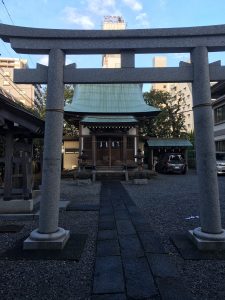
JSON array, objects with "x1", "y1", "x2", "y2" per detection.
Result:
[
  {"x1": 211, "y1": 81, "x2": 225, "y2": 151},
  {"x1": 0, "y1": 57, "x2": 42, "y2": 109},
  {"x1": 102, "y1": 16, "x2": 126, "y2": 68},
  {"x1": 152, "y1": 56, "x2": 194, "y2": 132}
]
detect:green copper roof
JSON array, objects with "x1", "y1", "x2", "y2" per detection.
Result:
[
  {"x1": 146, "y1": 139, "x2": 192, "y2": 148},
  {"x1": 64, "y1": 84, "x2": 160, "y2": 115},
  {"x1": 81, "y1": 115, "x2": 138, "y2": 124}
]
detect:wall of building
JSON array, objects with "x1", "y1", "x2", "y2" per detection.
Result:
[
  {"x1": 151, "y1": 56, "x2": 194, "y2": 132},
  {"x1": 0, "y1": 57, "x2": 42, "y2": 108},
  {"x1": 213, "y1": 95, "x2": 225, "y2": 151},
  {"x1": 151, "y1": 57, "x2": 170, "y2": 92},
  {"x1": 102, "y1": 16, "x2": 126, "y2": 69},
  {"x1": 63, "y1": 141, "x2": 79, "y2": 169}
]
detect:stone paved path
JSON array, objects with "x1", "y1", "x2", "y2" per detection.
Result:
[{"x1": 92, "y1": 181, "x2": 193, "y2": 300}]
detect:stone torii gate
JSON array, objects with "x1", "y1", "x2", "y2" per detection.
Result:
[{"x1": 1, "y1": 23, "x2": 225, "y2": 250}]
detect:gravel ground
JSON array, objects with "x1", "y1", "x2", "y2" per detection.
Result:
[
  {"x1": 0, "y1": 180, "x2": 101, "y2": 300},
  {"x1": 122, "y1": 170, "x2": 225, "y2": 300}
]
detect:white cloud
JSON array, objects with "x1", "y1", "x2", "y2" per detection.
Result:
[
  {"x1": 86, "y1": 0, "x2": 121, "y2": 16},
  {"x1": 136, "y1": 13, "x2": 150, "y2": 27},
  {"x1": 62, "y1": 6, "x2": 95, "y2": 29},
  {"x1": 122, "y1": 0, "x2": 143, "y2": 11}
]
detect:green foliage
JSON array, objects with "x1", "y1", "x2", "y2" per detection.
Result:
[
  {"x1": 142, "y1": 90, "x2": 187, "y2": 138},
  {"x1": 186, "y1": 130, "x2": 195, "y2": 146},
  {"x1": 37, "y1": 84, "x2": 78, "y2": 136}
]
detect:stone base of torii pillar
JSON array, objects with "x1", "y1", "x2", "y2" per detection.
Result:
[
  {"x1": 23, "y1": 228, "x2": 70, "y2": 250},
  {"x1": 188, "y1": 228, "x2": 225, "y2": 251}
]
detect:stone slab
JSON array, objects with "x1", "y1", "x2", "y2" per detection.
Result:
[
  {"x1": 97, "y1": 239, "x2": 120, "y2": 257},
  {"x1": 0, "y1": 212, "x2": 39, "y2": 221},
  {"x1": 156, "y1": 277, "x2": 194, "y2": 300},
  {"x1": 114, "y1": 209, "x2": 130, "y2": 220},
  {"x1": 134, "y1": 223, "x2": 153, "y2": 232},
  {"x1": 92, "y1": 294, "x2": 126, "y2": 300},
  {"x1": 66, "y1": 203, "x2": 99, "y2": 211},
  {"x1": 99, "y1": 208, "x2": 114, "y2": 216},
  {"x1": 74, "y1": 179, "x2": 92, "y2": 185},
  {"x1": 119, "y1": 235, "x2": 144, "y2": 258},
  {"x1": 133, "y1": 178, "x2": 148, "y2": 185},
  {"x1": 122, "y1": 257, "x2": 158, "y2": 299},
  {"x1": 93, "y1": 256, "x2": 125, "y2": 294},
  {"x1": 0, "y1": 224, "x2": 24, "y2": 233},
  {"x1": 99, "y1": 221, "x2": 116, "y2": 230},
  {"x1": 116, "y1": 220, "x2": 136, "y2": 235},
  {"x1": 99, "y1": 215, "x2": 115, "y2": 223},
  {"x1": 171, "y1": 234, "x2": 225, "y2": 260},
  {"x1": 98, "y1": 230, "x2": 117, "y2": 240},
  {"x1": 146, "y1": 254, "x2": 179, "y2": 278},
  {"x1": 138, "y1": 231, "x2": 166, "y2": 253},
  {"x1": 1, "y1": 233, "x2": 87, "y2": 261},
  {"x1": 0, "y1": 199, "x2": 34, "y2": 213},
  {"x1": 112, "y1": 203, "x2": 126, "y2": 211}
]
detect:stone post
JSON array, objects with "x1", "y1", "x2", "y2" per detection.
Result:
[
  {"x1": 3, "y1": 132, "x2": 13, "y2": 200},
  {"x1": 134, "y1": 136, "x2": 137, "y2": 162},
  {"x1": 123, "y1": 135, "x2": 127, "y2": 167},
  {"x1": 189, "y1": 46, "x2": 225, "y2": 250},
  {"x1": 24, "y1": 49, "x2": 70, "y2": 249},
  {"x1": 92, "y1": 135, "x2": 96, "y2": 168}
]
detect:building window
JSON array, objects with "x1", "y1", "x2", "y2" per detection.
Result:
[
  {"x1": 3, "y1": 80, "x2": 9, "y2": 86},
  {"x1": 216, "y1": 140, "x2": 225, "y2": 152},
  {"x1": 214, "y1": 105, "x2": 225, "y2": 124},
  {"x1": 4, "y1": 71, "x2": 10, "y2": 77}
]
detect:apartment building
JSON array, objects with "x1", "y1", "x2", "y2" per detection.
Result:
[
  {"x1": 0, "y1": 57, "x2": 43, "y2": 109},
  {"x1": 211, "y1": 81, "x2": 225, "y2": 151},
  {"x1": 151, "y1": 57, "x2": 170, "y2": 92},
  {"x1": 151, "y1": 56, "x2": 194, "y2": 132},
  {"x1": 102, "y1": 16, "x2": 126, "y2": 68}
]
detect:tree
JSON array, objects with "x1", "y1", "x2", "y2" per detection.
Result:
[
  {"x1": 142, "y1": 89, "x2": 187, "y2": 138},
  {"x1": 37, "y1": 84, "x2": 78, "y2": 136}
]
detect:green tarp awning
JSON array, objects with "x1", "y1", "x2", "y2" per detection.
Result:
[{"x1": 146, "y1": 139, "x2": 192, "y2": 148}]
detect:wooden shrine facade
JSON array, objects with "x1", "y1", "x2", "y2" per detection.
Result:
[{"x1": 0, "y1": 88, "x2": 44, "y2": 201}]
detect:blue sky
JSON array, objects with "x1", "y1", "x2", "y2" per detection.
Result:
[{"x1": 0, "y1": 0, "x2": 225, "y2": 91}]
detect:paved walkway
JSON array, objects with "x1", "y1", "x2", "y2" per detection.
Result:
[{"x1": 92, "y1": 181, "x2": 193, "y2": 300}]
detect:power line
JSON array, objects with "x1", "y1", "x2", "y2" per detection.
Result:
[
  {"x1": 0, "y1": 67, "x2": 34, "y2": 104},
  {"x1": 1, "y1": 0, "x2": 14, "y2": 25},
  {"x1": 0, "y1": 0, "x2": 36, "y2": 68}
]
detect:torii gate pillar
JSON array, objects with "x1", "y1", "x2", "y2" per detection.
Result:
[
  {"x1": 189, "y1": 46, "x2": 225, "y2": 250},
  {"x1": 24, "y1": 49, "x2": 70, "y2": 249}
]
